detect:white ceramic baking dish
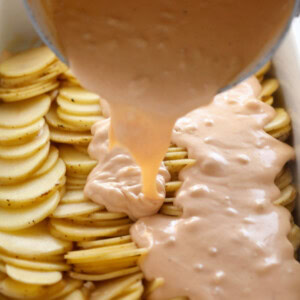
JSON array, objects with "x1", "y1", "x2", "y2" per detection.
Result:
[{"x1": 0, "y1": 0, "x2": 299, "y2": 224}]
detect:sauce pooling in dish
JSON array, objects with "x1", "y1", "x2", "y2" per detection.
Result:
[
  {"x1": 37, "y1": 0, "x2": 294, "y2": 200},
  {"x1": 131, "y1": 77, "x2": 300, "y2": 299}
]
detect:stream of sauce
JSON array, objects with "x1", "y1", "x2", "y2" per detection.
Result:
[{"x1": 34, "y1": 0, "x2": 294, "y2": 200}]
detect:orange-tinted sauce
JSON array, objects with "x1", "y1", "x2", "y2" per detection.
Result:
[
  {"x1": 36, "y1": 0, "x2": 293, "y2": 199},
  {"x1": 30, "y1": 1, "x2": 300, "y2": 298}
]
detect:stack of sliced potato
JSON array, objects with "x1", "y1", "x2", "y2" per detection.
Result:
[
  {"x1": 0, "y1": 89, "x2": 68, "y2": 231},
  {"x1": 0, "y1": 222, "x2": 84, "y2": 299},
  {"x1": 46, "y1": 86, "x2": 104, "y2": 145},
  {"x1": 0, "y1": 46, "x2": 66, "y2": 102},
  {"x1": 90, "y1": 273, "x2": 144, "y2": 300},
  {"x1": 49, "y1": 145, "x2": 145, "y2": 285},
  {"x1": 60, "y1": 69, "x2": 81, "y2": 86}
]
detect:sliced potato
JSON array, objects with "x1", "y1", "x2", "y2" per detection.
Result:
[
  {"x1": 0, "y1": 46, "x2": 56, "y2": 77},
  {"x1": 61, "y1": 190, "x2": 87, "y2": 204},
  {"x1": 0, "y1": 159, "x2": 65, "y2": 207},
  {"x1": 255, "y1": 61, "x2": 271, "y2": 78},
  {"x1": 0, "y1": 221, "x2": 72, "y2": 259},
  {"x1": 90, "y1": 273, "x2": 143, "y2": 300},
  {"x1": 0, "y1": 276, "x2": 47, "y2": 299},
  {"x1": 59, "y1": 145, "x2": 96, "y2": 175},
  {"x1": 72, "y1": 211, "x2": 127, "y2": 221},
  {"x1": 0, "y1": 124, "x2": 49, "y2": 159},
  {"x1": 0, "y1": 94, "x2": 51, "y2": 128},
  {"x1": 265, "y1": 108, "x2": 290, "y2": 132},
  {"x1": 0, "y1": 262, "x2": 5, "y2": 274},
  {"x1": 0, "y1": 191, "x2": 60, "y2": 231},
  {"x1": 73, "y1": 145, "x2": 89, "y2": 154},
  {"x1": 70, "y1": 266, "x2": 140, "y2": 281},
  {"x1": 67, "y1": 185, "x2": 84, "y2": 191},
  {"x1": 78, "y1": 236, "x2": 132, "y2": 250},
  {"x1": 0, "y1": 141, "x2": 50, "y2": 185},
  {"x1": 0, "y1": 252, "x2": 70, "y2": 271},
  {"x1": 57, "y1": 95, "x2": 101, "y2": 116},
  {"x1": 52, "y1": 201, "x2": 101, "y2": 218},
  {"x1": 0, "y1": 60, "x2": 67, "y2": 88},
  {"x1": 61, "y1": 289, "x2": 86, "y2": 300},
  {"x1": 68, "y1": 218, "x2": 131, "y2": 228},
  {"x1": 59, "y1": 87, "x2": 100, "y2": 104},
  {"x1": 0, "y1": 80, "x2": 59, "y2": 102},
  {"x1": 65, "y1": 243, "x2": 138, "y2": 263},
  {"x1": 57, "y1": 107, "x2": 103, "y2": 129},
  {"x1": 32, "y1": 145, "x2": 59, "y2": 178},
  {"x1": 48, "y1": 278, "x2": 82, "y2": 300},
  {"x1": 259, "y1": 78, "x2": 279, "y2": 99},
  {"x1": 46, "y1": 104, "x2": 89, "y2": 132},
  {"x1": 0, "y1": 118, "x2": 45, "y2": 146},
  {"x1": 50, "y1": 219, "x2": 131, "y2": 242},
  {"x1": 49, "y1": 126, "x2": 92, "y2": 145},
  {"x1": 6, "y1": 264, "x2": 62, "y2": 285},
  {"x1": 67, "y1": 177, "x2": 86, "y2": 186}
]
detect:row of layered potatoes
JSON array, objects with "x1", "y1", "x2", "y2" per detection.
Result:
[{"x1": 0, "y1": 47, "x2": 299, "y2": 300}]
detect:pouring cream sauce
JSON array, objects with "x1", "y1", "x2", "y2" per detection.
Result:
[
  {"x1": 33, "y1": 0, "x2": 300, "y2": 298},
  {"x1": 37, "y1": 0, "x2": 294, "y2": 200}
]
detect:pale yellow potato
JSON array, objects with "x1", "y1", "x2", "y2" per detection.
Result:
[
  {"x1": 65, "y1": 243, "x2": 139, "y2": 264},
  {"x1": 46, "y1": 104, "x2": 89, "y2": 132},
  {"x1": 59, "y1": 145, "x2": 97, "y2": 175},
  {"x1": 73, "y1": 145, "x2": 89, "y2": 154},
  {"x1": 0, "y1": 276, "x2": 48, "y2": 299},
  {"x1": 5, "y1": 264, "x2": 62, "y2": 285},
  {"x1": 0, "y1": 221, "x2": 72, "y2": 259},
  {"x1": 0, "y1": 191, "x2": 60, "y2": 231},
  {"x1": 0, "y1": 141, "x2": 50, "y2": 185},
  {"x1": 48, "y1": 278, "x2": 83, "y2": 300},
  {"x1": 0, "y1": 60, "x2": 67, "y2": 88},
  {"x1": 0, "y1": 117, "x2": 45, "y2": 146},
  {"x1": 32, "y1": 145, "x2": 59, "y2": 178},
  {"x1": 0, "y1": 159, "x2": 65, "y2": 207},
  {"x1": 78, "y1": 236, "x2": 132, "y2": 250},
  {"x1": 51, "y1": 201, "x2": 101, "y2": 218},
  {"x1": 0, "y1": 252, "x2": 70, "y2": 272},
  {"x1": 49, "y1": 126, "x2": 92, "y2": 145},
  {"x1": 264, "y1": 108, "x2": 291, "y2": 132},
  {"x1": 67, "y1": 218, "x2": 131, "y2": 228},
  {"x1": 70, "y1": 266, "x2": 140, "y2": 282},
  {"x1": 59, "y1": 86, "x2": 100, "y2": 104},
  {"x1": 0, "y1": 262, "x2": 5, "y2": 274},
  {"x1": 255, "y1": 61, "x2": 271, "y2": 78},
  {"x1": 72, "y1": 211, "x2": 127, "y2": 221},
  {"x1": 0, "y1": 78, "x2": 56, "y2": 93},
  {"x1": 61, "y1": 289, "x2": 86, "y2": 300},
  {"x1": 57, "y1": 107, "x2": 103, "y2": 129},
  {"x1": 61, "y1": 190, "x2": 87, "y2": 204},
  {"x1": 0, "y1": 80, "x2": 59, "y2": 102},
  {"x1": 67, "y1": 185, "x2": 84, "y2": 191},
  {"x1": 0, "y1": 94, "x2": 50, "y2": 128},
  {"x1": 259, "y1": 78, "x2": 279, "y2": 99},
  {"x1": 57, "y1": 95, "x2": 101, "y2": 116},
  {"x1": 0, "y1": 124, "x2": 49, "y2": 159},
  {"x1": 0, "y1": 46, "x2": 56, "y2": 77},
  {"x1": 67, "y1": 176, "x2": 86, "y2": 186},
  {"x1": 90, "y1": 273, "x2": 143, "y2": 300},
  {"x1": 50, "y1": 219, "x2": 131, "y2": 242}
]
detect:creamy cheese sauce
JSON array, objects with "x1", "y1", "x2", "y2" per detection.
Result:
[
  {"x1": 131, "y1": 78, "x2": 300, "y2": 299},
  {"x1": 30, "y1": 1, "x2": 300, "y2": 298},
  {"x1": 36, "y1": 0, "x2": 293, "y2": 199},
  {"x1": 85, "y1": 118, "x2": 170, "y2": 220}
]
